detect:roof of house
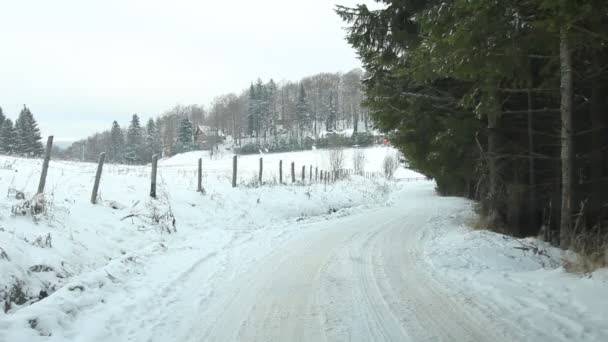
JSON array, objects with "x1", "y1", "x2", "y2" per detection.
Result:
[{"x1": 195, "y1": 125, "x2": 225, "y2": 137}]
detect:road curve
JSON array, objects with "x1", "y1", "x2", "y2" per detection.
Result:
[{"x1": 196, "y1": 184, "x2": 512, "y2": 342}]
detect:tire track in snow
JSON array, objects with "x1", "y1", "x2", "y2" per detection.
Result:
[{"x1": 193, "y1": 185, "x2": 516, "y2": 341}]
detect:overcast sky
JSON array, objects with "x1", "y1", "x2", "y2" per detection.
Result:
[{"x1": 0, "y1": 0, "x2": 374, "y2": 141}]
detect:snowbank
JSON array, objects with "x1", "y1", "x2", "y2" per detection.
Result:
[{"x1": 422, "y1": 197, "x2": 608, "y2": 342}]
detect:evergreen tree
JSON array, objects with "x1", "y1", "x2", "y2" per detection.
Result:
[
  {"x1": 255, "y1": 79, "x2": 269, "y2": 139},
  {"x1": 145, "y1": 118, "x2": 162, "y2": 160},
  {"x1": 0, "y1": 106, "x2": 5, "y2": 128},
  {"x1": 14, "y1": 105, "x2": 43, "y2": 156},
  {"x1": 125, "y1": 114, "x2": 143, "y2": 164},
  {"x1": 0, "y1": 119, "x2": 16, "y2": 154},
  {"x1": 296, "y1": 83, "x2": 310, "y2": 142},
  {"x1": 109, "y1": 120, "x2": 124, "y2": 162},
  {"x1": 337, "y1": 0, "x2": 608, "y2": 250},
  {"x1": 177, "y1": 117, "x2": 194, "y2": 152}
]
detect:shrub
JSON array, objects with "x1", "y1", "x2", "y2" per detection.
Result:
[
  {"x1": 353, "y1": 149, "x2": 366, "y2": 175},
  {"x1": 328, "y1": 148, "x2": 345, "y2": 173},
  {"x1": 383, "y1": 152, "x2": 400, "y2": 180}
]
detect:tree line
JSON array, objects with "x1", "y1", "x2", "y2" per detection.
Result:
[
  {"x1": 0, "y1": 105, "x2": 44, "y2": 157},
  {"x1": 337, "y1": 0, "x2": 608, "y2": 262},
  {"x1": 62, "y1": 69, "x2": 370, "y2": 163}
]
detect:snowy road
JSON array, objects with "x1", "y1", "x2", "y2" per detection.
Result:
[
  {"x1": 5, "y1": 180, "x2": 604, "y2": 341},
  {"x1": 189, "y1": 184, "x2": 510, "y2": 342}
]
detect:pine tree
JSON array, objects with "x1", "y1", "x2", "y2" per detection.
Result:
[
  {"x1": 145, "y1": 118, "x2": 162, "y2": 160},
  {"x1": 255, "y1": 79, "x2": 269, "y2": 139},
  {"x1": 177, "y1": 117, "x2": 194, "y2": 152},
  {"x1": 125, "y1": 114, "x2": 143, "y2": 164},
  {"x1": 14, "y1": 105, "x2": 43, "y2": 156},
  {"x1": 0, "y1": 106, "x2": 5, "y2": 128},
  {"x1": 0, "y1": 119, "x2": 16, "y2": 154},
  {"x1": 296, "y1": 83, "x2": 310, "y2": 142},
  {"x1": 109, "y1": 121, "x2": 124, "y2": 162}
]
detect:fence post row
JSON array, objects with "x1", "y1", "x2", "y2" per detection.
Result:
[
  {"x1": 150, "y1": 154, "x2": 158, "y2": 198},
  {"x1": 91, "y1": 152, "x2": 106, "y2": 204},
  {"x1": 259, "y1": 157, "x2": 263, "y2": 184},
  {"x1": 37, "y1": 135, "x2": 54, "y2": 195},
  {"x1": 232, "y1": 155, "x2": 237, "y2": 188}
]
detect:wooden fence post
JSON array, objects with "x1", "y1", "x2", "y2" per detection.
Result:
[
  {"x1": 279, "y1": 160, "x2": 283, "y2": 184},
  {"x1": 232, "y1": 155, "x2": 237, "y2": 188},
  {"x1": 197, "y1": 158, "x2": 203, "y2": 193},
  {"x1": 150, "y1": 154, "x2": 158, "y2": 198},
  {"x1": 91, "y1": 152, "x2": 106, "y2": 204},
  {"x1": 291, "y1": 162, "x2": 295, "y2": 183},
  {"x1": 315, "y1": 167, "x2": 318, "y2": 182},
  {"x1": 301, "y1": 165, "x2": 305, "y2": 182},
  {"x1": 309, "y1": 165, "x2": 313, "y2": 182},
  {"x1": 36, "y1": 136, "x2": 54, "y2": 195},
  {"x1": 259, "y1": 157, "x2": 263, "y2": 184}
]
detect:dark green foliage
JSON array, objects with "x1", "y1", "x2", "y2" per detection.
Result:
[
  {"x1": 125, "y1": 114, "x2": 143, "y2": 164},
  {"x1": 0, "y1": 119, "x2": 16, "y2": 154},
  {"x1": 13, "y1": 106, "x2": 43, "y2": 156},
  {"x1": 109, "y1": 121, "x2": 124, "y2": 162},
  {"x1": 176, "y1": 117, "x2": 194, "y2": 153},
  {"x1": 145, "y1": 118, "x2": 162, "y2": 161},
  {"x1": 337, "y1": 0, "x2": 608, "y2": 251},
  {"x1": 296, "y1": 83, "x2": 310, "y2": 140}
]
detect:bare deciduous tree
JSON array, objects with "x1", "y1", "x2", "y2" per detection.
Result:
[
  {"x1": 328, "y1": 148, "x2": 345, "y2": 173},
  {"x1": 353, "y1": 149, "x2": 366, "y2": 175},
  {"x1": 383, "y1": 152, "x2": 400, "y2": 180}
]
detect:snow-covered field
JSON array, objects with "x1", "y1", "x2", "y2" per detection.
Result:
[
  {"x1": 0, "y1": 146, "x2": 607, "y2": 341},
  {"x1": 0, "y1": 146, "x2": 409, "y2": 338}
]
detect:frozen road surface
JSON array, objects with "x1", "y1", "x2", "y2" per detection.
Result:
[{"x1": 197, "y1": 184, "x2": 506, "y2": 342}]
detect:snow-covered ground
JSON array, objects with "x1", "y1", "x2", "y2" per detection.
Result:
[
  {"x1": 0, "y1": 146, "x2": 409, "y2": 338},
  {"x1": 0, "y1": 147, "x2": 607, "y2": 341},
  {"x1": 422, "y1": 200, "x2": 608, "y2": 341}
]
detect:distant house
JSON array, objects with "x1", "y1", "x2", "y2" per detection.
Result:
[{"x1": 194, "y1": 125, "x2": 225, "y2": 149}]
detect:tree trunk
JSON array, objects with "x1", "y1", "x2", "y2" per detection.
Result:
[
  {"x1": 527, "y1": 88, "x2": 537, "y2": 233},
  {"x1": 559, "y1": 26, "x2": 574, "y2": 249},
  {"x1": 589, "y1": 51, "x2": 603, "y2": 219},
  {"x1": 486, "y1": 80, "x2": 502, "y2": 220}
]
